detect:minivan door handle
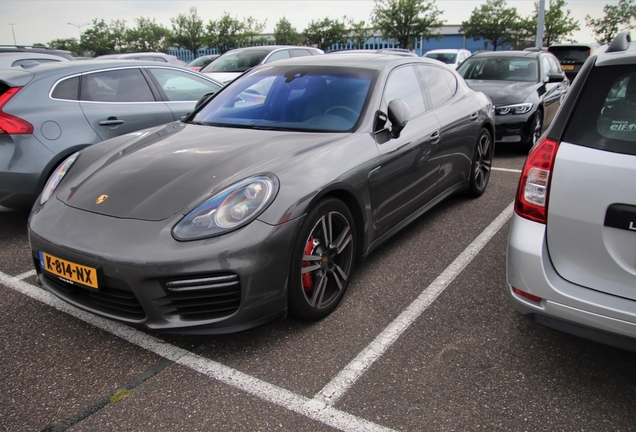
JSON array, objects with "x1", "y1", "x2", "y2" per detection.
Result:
[{"x1": 99, "y1": 117, "x2": 125, "y2": 126}]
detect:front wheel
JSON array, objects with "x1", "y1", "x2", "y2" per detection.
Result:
[
  {"x1": 288, "y1": 198, "x2": 356, "y2": 320},
  {"x1": 467, "y1": 128, "x2": 493, "y2": 197}
]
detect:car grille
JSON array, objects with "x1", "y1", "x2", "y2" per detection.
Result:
[
  {"x1": 42, "y1": 274, "x2": 146, "y2": 321},
  {"x1": 156, "y1": 273, "x2": 241, "y2": 321}
]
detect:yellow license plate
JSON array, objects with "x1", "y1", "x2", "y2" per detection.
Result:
[
  {"x1": 562, "y1": 65, "x2": 574, "y2": 70},
  {"x1": 39, "y1": 251, "x2": 99, "y2": 289}
]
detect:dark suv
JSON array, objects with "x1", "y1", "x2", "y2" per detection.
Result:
[
  {"x1": 507, "y1": 32, "x2": 636, "y2": 351},
  {"x1": 548, "y1": 43, "x2": 600, "y2": 81},
  {"x1": 457, "y1": 50, "x2": 569, "y2": 149}
]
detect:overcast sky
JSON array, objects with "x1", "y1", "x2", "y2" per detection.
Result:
[{"x1": 3, "y1": 0, "x2": 616, "y2": 47}]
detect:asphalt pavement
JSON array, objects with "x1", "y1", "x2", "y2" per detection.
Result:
[{"x1": 1, "y1": 147, "x2": 635, "y2": 431}]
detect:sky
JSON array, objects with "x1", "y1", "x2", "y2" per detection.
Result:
[{"x1": 3, "y1": 0, "x2": 618, "y2": 47}]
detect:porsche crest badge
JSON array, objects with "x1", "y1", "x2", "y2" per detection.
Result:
[{"x1": 96, "y1": 194, "x2": 109, "y2": 204}]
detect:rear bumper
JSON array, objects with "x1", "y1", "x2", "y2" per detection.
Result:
[{"x1": 506, "y1": 213, "x2": 636, "y2": 350}]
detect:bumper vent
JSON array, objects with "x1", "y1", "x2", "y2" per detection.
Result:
[
  {"x1": 157, "y1": 273, "x2": 241, "y2": 321},
  {"x1": 41, "y1": 274, "x2": 146, "y2": 321}
]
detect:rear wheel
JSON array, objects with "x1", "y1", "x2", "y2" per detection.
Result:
[
  {"x1": 467, "y1": 128, "x2": 493, "y2": 197},
  {"x1": 288, "y1": 198, "x2": 356, "y2": 320}
]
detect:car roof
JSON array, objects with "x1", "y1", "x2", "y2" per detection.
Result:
[
  {"x1": 224, "y1": 45, "x2": 322, "y2": 54},
  {"x1": 0, "y1": 60, "x2": 221, "y2": 86},
  {"x1": 0, "y1": 45, "x2": 74, "y2": 60},
  {"x1": 468, "y1": 50, "x2": 543, "y2": 59},
  {"x1": 425, "y1": 49, "x2": 469, "y2": 53},
  {"x1": 249, "y1": 52, "x2": 443, "y2": 70}
]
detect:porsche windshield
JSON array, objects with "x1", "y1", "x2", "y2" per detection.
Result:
[{"x1": 192, "y1": 66, "x2": 374, "y2": 132}]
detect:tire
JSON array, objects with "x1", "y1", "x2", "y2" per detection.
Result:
[
  {"x1": 288, "y1": 198, "x2": 356, "y2": 320},
  {"x1": 522, "y1": 111, "x2": 543, "y2": 152},
  {"x1": 467, "y1": 128, "x2": 493, "y2": 197}
]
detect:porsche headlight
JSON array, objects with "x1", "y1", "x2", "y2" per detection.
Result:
[
  {"x1": 39, "y1": 151, "x2": 80, "y2": 206},
  {"x1": 172, "y1": 175, "x2": 278, "y2": 241},
  {"x1": 495, "y1": 103, "x2": 533, "y2": 115}
]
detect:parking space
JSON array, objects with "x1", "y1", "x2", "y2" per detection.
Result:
[{"x1": 1, "y1": 149, "x2": 635, "y2": 431}]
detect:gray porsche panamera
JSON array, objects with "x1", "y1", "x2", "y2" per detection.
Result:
[{"x1": 28, "y1": 53, "x2": 495, "y2": 334}]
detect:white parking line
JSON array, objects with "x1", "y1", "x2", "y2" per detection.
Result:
[
  {"x1": 0, "y1": 201, "x2": 514, "y2": 431},
  {"x1": 315, "y1": 202, "x2": 514, "y2": 405}
]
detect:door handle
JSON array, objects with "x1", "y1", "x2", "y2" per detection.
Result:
[
  {"x1": 430, "y1": 130, "x2": 440, "y2": 144},
  {"x1": 99, "y1": 117, "x2": 125, "y2": 126},
  {"x1": 470, "y1": 111, "x2": 478, "y2": 121}
]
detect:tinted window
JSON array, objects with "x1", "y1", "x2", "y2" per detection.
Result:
[
  {"x1": 458, "y1": 57, "x2": 538, "y2": 82},
  {"x1": 147, "y1": 68, "x2": 222, "y2": 101},
  {"x1": 202, "y1": 50, "x2": 270, "y2": 72},
  {"x1": 549, "y1": 46, "x2": 593, "y2": 63},
  {"x1": 418, "y1": 65, "x2": 456, "y2": 108},
  {"x1": 564, "y1": 65, "x2": 636, "y2": 155},
  {"x1": 383, "y1": 66, "x2": 425, "y2": 117},
  {"x1": 51, "y1": 76, "x2": 80, "y2": 100},
  {"x1": 81, "y1": 69, "x2": 155, "y2": 102},
  {"x1": 424, "y1": 52, "x2": 457, "y2": 64},
  {"x1": 193, "y1": 66, "x2": 373, "y2": 132}
]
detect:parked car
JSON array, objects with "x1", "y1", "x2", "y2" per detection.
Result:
[
  {"x1": 200, "y1": 45, "x2": 323, "y2": 84},
  {"x1": 0, "y1": 45, "x2": 74, "y2": 60},
  {"x1": 457, "y1": 50, "x2": 569, "y2": 149},
  {"x1": 95, "y1": 52, "x2": 185, "y2": 66},
  {"x1": 187, "y1": 54, "x2": 220, "y2": 71},
  {"x1": 548, "y1": 42, "x2": 600, "y2": 81},
  {"x1": 0, "y1": 52, "x2": 70, "y2": 68},
  {"x1": 423, "y1": 49, "x2": 472, "y2": 68},
  {"x1": 0, "y1": 60, "x2": 222, "y2": 210},
  {"x1": 507, "y1": 31, "x2": 636, "y2": 351},
  {"x1": 28, "y1": 53, "x2": 494, "y2": 334},
  {"x1": 329, "y1": 48, "x2": 417, "y2": 57}
]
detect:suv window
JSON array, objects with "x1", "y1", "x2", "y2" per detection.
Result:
[
  {"x1": 81, "y1": 69, "x2": 155, "y2": 102},
  {"x1": 266, "y1": 50, "x2": 291, "y2": 63},
  {"x1": 51, "y1": 76, "x2": 80, "y2": 100},
  {"x1": 564, "y1": 64, "x2": 636, "y2": 155}
]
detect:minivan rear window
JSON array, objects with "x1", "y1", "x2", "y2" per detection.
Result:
[{"x1": 564, "y1": 64, "x2": 636, "y2": 155}]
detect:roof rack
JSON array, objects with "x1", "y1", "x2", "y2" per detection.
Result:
[{"x1": 607, "y1": 31, "x2": 631, "y2": 53}]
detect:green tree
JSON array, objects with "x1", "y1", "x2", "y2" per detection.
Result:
[
  {"x1": 241, "y1": 16, "x2": 268, "y2": 46},
  {"x1": 80, "y1": 18, "x2": 129, "y2": 56},
  {"x1": 460, "y1": 0, "x2": 521, "y2": 51},
  {"x1": 586, "y1": 0, "x2": 636, "y2": 44},
  {"x1": 170, "y1": 7, "x2": 206, "y2": 55},
  {"x1": 348, "y1": 18, "x2": 374, "y2": 48},
  {"x1": 207, "y1": 13, "x2": 267, "y2": 53},
  {"x1": 126, "y1": 17, "x2": 172, "y2": 53},
  {"x1": 48, "y1": 38, "x2": 81, "y2": 56},
  {"x1": 274, "y1": 17, "x2": 301, "y2": 45},
  {"x1": 303, "y1": 17, "x2": 349, "y2": 51},
  {"x1": 371, "y1": 0, "x2": 444, "y2": 50}
]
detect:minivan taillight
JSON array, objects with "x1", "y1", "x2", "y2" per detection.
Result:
[
  {"x1": 0, "y1": 87, "x2": 33, "y2": 134},
  {"x1": 515, "y1": 137, "x2": 560, "y2": 224}
]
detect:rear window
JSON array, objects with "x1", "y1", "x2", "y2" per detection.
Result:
[
  {"x1": 563, "y1": 64, "x2": 636, "y2": 155},
  {"x1": 548, "y1": 46, "x2": 593, "y2": 63}
]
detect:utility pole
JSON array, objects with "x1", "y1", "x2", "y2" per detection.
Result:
[{"x1": 536, "y1": 0, "x2": 545, "y2": 49}]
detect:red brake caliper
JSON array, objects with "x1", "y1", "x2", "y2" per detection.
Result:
[{"x1": 302, "y1": 237, "x2": 314, "y2": 292}]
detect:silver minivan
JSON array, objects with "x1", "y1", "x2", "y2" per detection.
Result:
[{"x1": 507, "y1": 31, "x2": 636, "y2": 351}]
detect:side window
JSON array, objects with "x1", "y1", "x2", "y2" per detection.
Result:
[
  {"x1": 147, "y1": 68, "x2": 222, "y2": 101},
  {"x1": 418, "y1": 65, "x2": 456, "y2": 109},
  {"x1": 51, "y1": 76, "x2": 80, "y2": 100},
  {"x1": 81, "y1": 69, "x2": 155, "y2": 102},
  {"x1": 265, "y1": 50, "x2": 291, "y2": 63},
  {"x1": 290, "y1": 49, "x2": 313, "y2": 58},
  {"x1": 383, "y1": 66, "x2": 425, "y2": 118},
  {"x1": 547, "y1": 56, "x2": 562, "y2": 74}
]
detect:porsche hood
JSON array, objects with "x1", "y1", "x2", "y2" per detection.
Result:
[{"x1": 56, "y1": 123, "x2": 342, "y2": 221}]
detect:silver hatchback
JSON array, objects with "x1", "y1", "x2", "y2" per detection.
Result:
[
  {"x1": 507, "y1": 31, "x2": 636, "y2": 351},
  {"x1": 0, "y1": 60, "x2": 221, "y2": 210}
]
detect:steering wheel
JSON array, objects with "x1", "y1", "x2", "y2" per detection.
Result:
[{"x1": 325, "y1": 106, "x2": 358, "y2": 123}]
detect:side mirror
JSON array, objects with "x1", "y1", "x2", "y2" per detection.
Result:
[
  {"x1": 387, "y1": 99, "x2": 410, "y2": 138},
  {"x1": 547, "y1": 73, "x2": 566, "y2": 83},
  {"x1": 194, "y1": 91, "x2": 217, "y2": 111}
]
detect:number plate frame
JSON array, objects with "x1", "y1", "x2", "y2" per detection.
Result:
[{"x1": 39, "y1": 251, "x2": 100, "y2": 289}]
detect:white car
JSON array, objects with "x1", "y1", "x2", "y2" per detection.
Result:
[
  {"x1": 0, "y1": 52, "x2": 70, "y2": 68},
  {"x1": 423, "y1": 49, "x2": 472, "y2": 69},
  {"x1": 507, "y1": 31, "x2": 636, "y2": 352}
]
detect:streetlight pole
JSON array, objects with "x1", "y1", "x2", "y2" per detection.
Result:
[
  {"x1": 9, "y1": 23, "x2": 16, "y2": 45},
  {"x1": 67, "y1": 22, "x2": 90, "y2": 42}
]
